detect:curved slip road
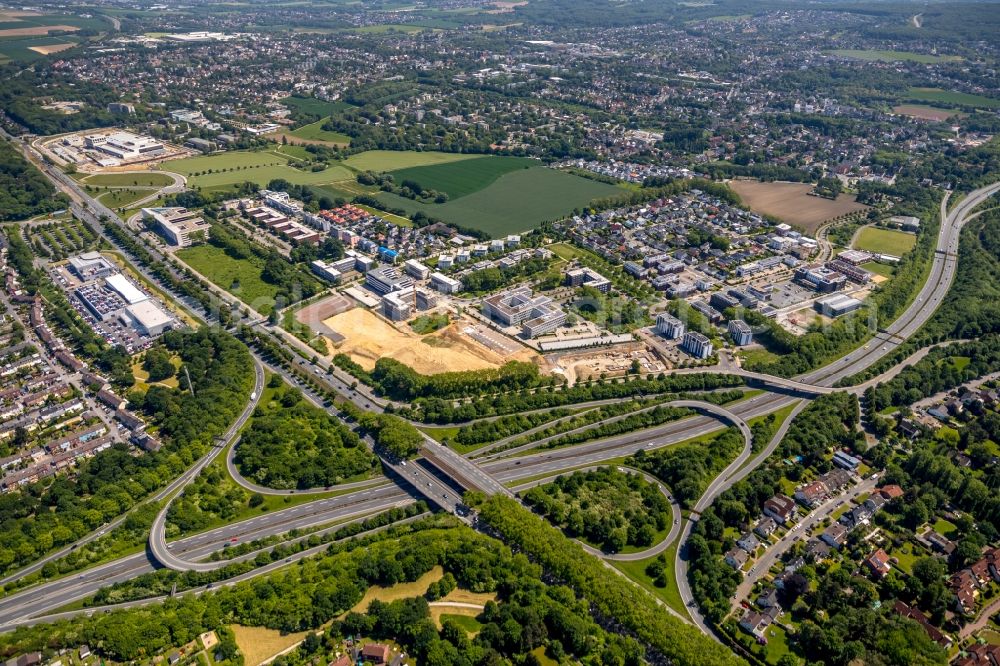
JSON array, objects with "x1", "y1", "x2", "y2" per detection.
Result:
[{"x1": 511, "y1": 465, "x2": 683, "y2": 562}]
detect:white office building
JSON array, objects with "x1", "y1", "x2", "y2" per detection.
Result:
[
  {"x1": 404, "y1": 259, "x2": 430, "y2": 280},
  {"x1": 430, "y1": 272, "x2": 462, "y2": 294},
  {"x1": 142, "y1": 208, "x2": 211, "y2": 247},
  {"x1": 682, "y1": 331, "x2": 714, "y2": 359},
  {"x1": 728, "y1": 319, "x2": 753, "y2": 346},
  {"x1": 655, "y1": 312, "x2": 685, "y2": 340}
]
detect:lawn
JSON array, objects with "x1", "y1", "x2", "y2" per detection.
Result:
[
  {"x1": 287, "y1": 118, "x2": 352, "y2": 144},
  {"x1": 166, "y1": 151, "x2": 353, "y2": 191},
  {"x1": 97, "y1": 188, "x2": 156, "y2": 208},
  {"x1": 860, "y1": 261, "x2": 895, "y2": 278},
  {"x1": 436, "y1": 613, "x2": 483, "y2": 634},
  {"x1": 376, "y1": 167, "x2": 622, "y2": 237},
  {"x1": 354, "y1": 203, "x2": 413, "y2": 227},
  {"x1": 738, "y1": 348, "x2": 781, "y2": 366},
  {"x1": 83, "y1": 172, "x2": 174, "y2": 187},
  {"x1": 853, "y1": 227, "x2": 917, "y2": 256},
  {"x1": 610, "y1": 542, "x2": 688, "y2": 617},
  {"x1": 827, "y1": 49, "x2": 961, "y2": 64},
  {"x1": 388, "y1": 155, "x2": 537, "y2": 200},
  {"x1": 907, "y1": 87, "x2": 1000, "y2": 109},
  {"x1": 547, "y1": 242, "x2": 601, "y2": 262},
  {"x1": 175, "y1": 244, "x2": 280, "y2": 314},
  {"x1": 933, "y1": 517, "x2": 958, "y2": 538},
  {"x1": 343, "y1": 150, "x2": 480, "y2": 172}
]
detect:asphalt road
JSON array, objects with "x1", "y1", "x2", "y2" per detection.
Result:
[{"x1": 5, "y1": 129, "x2": 997, "y2": 631}]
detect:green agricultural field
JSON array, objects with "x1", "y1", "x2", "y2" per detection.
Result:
[
  {"x1": 376, "y1": 167, "x2": 622, "y2": 237},
  {"x1": 175, "y1": 245, "x2": 280, "y2": 313},
  {"x1": 828, "y1": 49, "x2": 961, "y2": 64},
  {"x1": 853, "y1": 227, "x2": 917, "y2": 256},
  {"x1": 287, "y1": 118, "x2": 352, "y2": 144},
  {"x1": 166, "y1": 151, "x2": 352, "y2": 192},
  {"x1": 388, "y1": 155, "x2": 537, "y2": 200},
  {"x1": 343, "y1": 150, "x2": 479, "y2": 172},
  {"x1": 0, "y1": 36, "x2": 80, "y2": 62},
  {"x1": 907, "y1": 87, "x2": 1000, "y2": 109},
  {"x1": 83, "y1": 172, "x2": 174, "y2": 187}
]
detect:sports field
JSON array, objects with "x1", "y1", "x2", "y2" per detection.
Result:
[
  {"x1": 376, "y1": 166, "x2": 622, "y2": 237},
  {"x1": 827, "y1": 49, "x2": 961, "y2": 64},
  {"x1": 343, "y1": 150, "x2": 479, "y2": 172},
  {"x1": 853, "y1": 227, "x2": 916, "y2": 256},
  {"x1": 727, "y1": 180, "x2": 867, "y2": 235},
  {"x1": 907, "y1": 87, "x2": 1000, "y2": 109},
  {"x1": 388, "y1": 155, "x2": 536, "y2": 199},
  {"x1": 165, "y1": 151, "x2": 353, "y2": 192}
]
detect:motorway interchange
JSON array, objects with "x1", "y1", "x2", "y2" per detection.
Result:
[{"x1": 1, "y1": 132, "x2": 998, "y2": 638}]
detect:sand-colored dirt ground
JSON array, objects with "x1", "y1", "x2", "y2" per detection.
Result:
[
  {"x1": 351, "y1": 566, "x2": 444, "y2": 613},
  {"x1": 28, "y1": 42, "x2": 75, "y2": 54},
  {"x1": 323, "y1": 309, "x2": 537, "y2": 374},
  {"x1": 230, "y1": 625, "x2": 310, "y2": 666},
  {"x1": 728, "y1": 180, "x2": 867, "y2": 235}
]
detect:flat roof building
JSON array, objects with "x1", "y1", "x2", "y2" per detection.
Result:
[
  {"x1": 682, "y1": 331, "x2": 713, "y2": 359},
  {"x1": 404, "y1": 259, "x2": 430, "y2": 280},
  {"x1": 123, "y1": 301, "x2": 174, "y2": 336},
  {"x1": 815, "y1": 293, "x2": 863, "y2": 318},
  {"x1": 430, "y1": 272, "x2": 461, "y2": 294},
  {"x1": 142, "y1": 207, "x2": 210, "y2": 247},
  {"x1": 655, "y1": 312, "x2": 685, "y2": 340},
  {"x1": 482, "y1": 287, "x2": 565, "y2": 338},
  {"x1": 565, "y1": 267, "x2": 611, "y2": 293},
  {"x1": 366, "y1": 266, "x2": 413, "y2": 295},
  {"x1": 381, "y1": 289, "x2": 413, "y2": 322},
  {"x1": 105, "y1": 273, "x2": 148, "y2": 305},
  {"x1": 68, "y1": 252, "x2": 116, "y2": 280},
  {"x1": 728, "y1": 319, "x2": 753, "y2": 346}
]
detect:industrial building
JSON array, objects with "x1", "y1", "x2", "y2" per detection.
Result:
[
  {"x1": 728, "y1": 319, "x2": 753, "y2": 346},
  {"x1": 682, "y1": 331, "x2": 714, "y2": 359},
  {"x1": 366, "y1": 266, "x2": 414, "y2": 295},
  {"x1": 565, "y1": 267, "x2": 611, "y2": 293},
  {"x1": 815, "y1": 294, "x2": 863, "y2": 318},
  {"x1": 430, "y1": 272, "x2": 462, "y2": 294},
  {"x1": 142, "y1": 207, "x2": 211, "y2": 247},
  {"x1": 482, "y1": 287, "x2": 565, "y2": 338},
  {"x1": 105, "y1": 274, "x2": 148, "y2": 305},
  {"x1": 655, "y1": 312, "x2": 685, "y2": 340},
  {"x1": 122, "y1": 301, "x2": 174, "y2": 336}
]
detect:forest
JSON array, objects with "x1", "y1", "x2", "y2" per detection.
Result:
[
  {"x1": 0, "y1": 521, "x2": 645, "y2": 666},
  {"x1": 235, "y1": 381, "x2": 375, "y2": 490},
  {"x1": 479, "y1": 496, "x2": 745, "y2": 666},
  {"x1": 0, "y1": 139, "x2": 65, "y2": 221},
  {"x1": 400, "y1": 371, "x2": 744, "y2": 424},
  {"x1": 522, "y1": 467, "x2": 673, "y2": 552}
]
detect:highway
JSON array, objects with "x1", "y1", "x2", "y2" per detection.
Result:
[{"x1": 3, "y1": 127, "x2": 997, "y2": 632}]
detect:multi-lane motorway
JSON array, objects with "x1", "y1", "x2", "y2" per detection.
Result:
[{"x1": 1, "y1": 127, "x2": 996, "y2": 633}]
